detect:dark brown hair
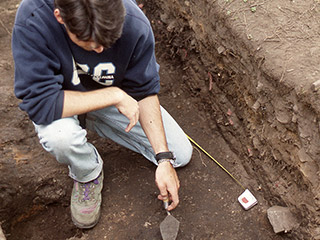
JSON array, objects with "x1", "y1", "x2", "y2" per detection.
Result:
[{"x1": 54, "y1": 0, "x2": 125, "y2": 49}]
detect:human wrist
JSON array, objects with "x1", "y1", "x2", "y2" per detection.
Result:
[
  {"x1": 111, "y1": 87, "x2": 125, "y2": 105},
  {"x1": 157, "y1": 158, "x2": 172, "y2": 165},
  {"x1": 155, "y1": 151, "x2": 175, "y2": 165}
]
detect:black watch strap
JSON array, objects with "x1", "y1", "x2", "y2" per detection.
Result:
[{"x1": 155, "y1": 151, "x2": 175, "y2": 163}]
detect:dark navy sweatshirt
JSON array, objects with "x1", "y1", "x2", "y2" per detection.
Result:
[{"x1": 12, "y1": 0, "x2": 160, "y2": 125}]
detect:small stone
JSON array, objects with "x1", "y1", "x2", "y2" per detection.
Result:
[
  {"x1": 0, "y1": 224, "x2": 6, "y2": 240},
  {"x1": 312, "y1": 227, "x2": 320, "y2": 240},
  {"x1": 256, "y1": 81, "x2": 264, "y2": 92},
  {"x1": 311, "y1": 80, "x2": 320, "y2": 91},
  {"x1": 144, "y1": 221, "x2": 152, "y2": 228},
  {"x1": 171, "y1": 92, "x2": 177, "y2": 98},
  {"x1": 252, "y1": 100, "x2": 260, "y2": 111},
  {"x1": 160, "y1": 13, "x2": 169, "y2": 24},
  {"x1": 298, "y1": 149, "x2": 312, "y2": 163},
  {"x1": 267, "y1": 206, "x2": 299, "y2": 234},
  {"x1": 217, "y1": 46, "x2": 225, "y2": 54}
]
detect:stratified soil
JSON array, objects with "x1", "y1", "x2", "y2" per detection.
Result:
[
  {"x1": 145, "y1": 0, "x2": 320, "y2": 239},
  {"x1": 1, "y1": 0, "x2": 319, "y2": 239}
]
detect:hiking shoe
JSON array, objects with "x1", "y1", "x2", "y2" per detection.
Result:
[{"x1": 71, "y1": 172, "x2": 104, "y2": 229}]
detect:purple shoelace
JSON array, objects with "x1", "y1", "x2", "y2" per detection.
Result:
[{"x1": 82, "y1": 178, "x2": 99, "y2": 201}]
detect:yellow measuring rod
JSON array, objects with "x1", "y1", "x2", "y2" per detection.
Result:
[{"x1": 186, "y1": 134, "x2": 245, "y2": 190}]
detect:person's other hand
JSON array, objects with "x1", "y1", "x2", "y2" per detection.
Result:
[
  {"x1": 115, "y1": 92, "x2": 139, "y2": 132},
  {"x1": 155, "y1": 161, "x2": 180, "y2": 211}
]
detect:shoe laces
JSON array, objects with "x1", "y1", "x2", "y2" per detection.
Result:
[{"x1": 77, "y1": 178, "x2": 100, "y2": 201}]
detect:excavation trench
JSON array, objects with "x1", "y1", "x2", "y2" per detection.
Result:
[
  {"x1": 1, "y1": 0, "x2": 320, "y2": 239},
  {"x1": 144, "y1": 0, "x2": 320, "y2": 239}
]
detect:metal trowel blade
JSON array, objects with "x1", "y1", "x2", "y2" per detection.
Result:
[{"x1": 160, "y1": 214, "x2": 180, "y2": 240}]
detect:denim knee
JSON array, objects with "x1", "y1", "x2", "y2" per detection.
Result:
[
  {"x1": 172, "y1": 140, "x2": 193, "y2": 168},
  {"x1": 34, "y1": 117, "x2": 87, "y2": 160}
]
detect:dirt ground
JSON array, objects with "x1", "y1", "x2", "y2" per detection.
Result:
[{"x1": 0, "y1": 0, "x2": 319, "y2": 240}]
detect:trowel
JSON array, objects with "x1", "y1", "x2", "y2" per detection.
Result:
[{"x1": 160, "y1": 199, "x2": 180, "y2": 240}]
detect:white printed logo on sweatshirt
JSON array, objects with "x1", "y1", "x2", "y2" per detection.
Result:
[
  {"x1": 71, "y1": 57, "x2": 115, "y2": 86},
  {"x1": 71, "y1": 57, "x2": 81, "y2": 85}
]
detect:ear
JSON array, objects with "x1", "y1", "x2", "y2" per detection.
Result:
[{"x1": 54, "y1": 8, "x2": 64, "y2": 24}]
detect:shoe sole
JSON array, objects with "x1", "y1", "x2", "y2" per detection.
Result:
[{"x1": 71, "y1": 210, "x2": 101, "y2": 229}]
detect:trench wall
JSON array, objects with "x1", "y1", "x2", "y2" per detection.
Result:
[{"x1": 151, "y1": 0, "x2": 320, "y2": 238}]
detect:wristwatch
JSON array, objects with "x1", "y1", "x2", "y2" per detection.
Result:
[{"x1": 155, "y1": 151, "x2": 176, "y2": 164}]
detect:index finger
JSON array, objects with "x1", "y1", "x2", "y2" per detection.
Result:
[
  {"x1": 167, "y1": 188, "x2": 179, "y2": 211},
  {"x1": 125, "y1": 113, "x2": 138, "y2": 132},
  {"x1": 125, "y1": 121, "x2": 135, "y2": 132}
]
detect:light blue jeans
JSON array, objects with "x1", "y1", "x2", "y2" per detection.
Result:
[{"x1": 33, "y1": 106, "x2": 192, "y2": 183}]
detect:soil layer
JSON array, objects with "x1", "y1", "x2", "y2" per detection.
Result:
[{"x1": 143, "y1": 0, "x2": 320, "y2": 239}]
